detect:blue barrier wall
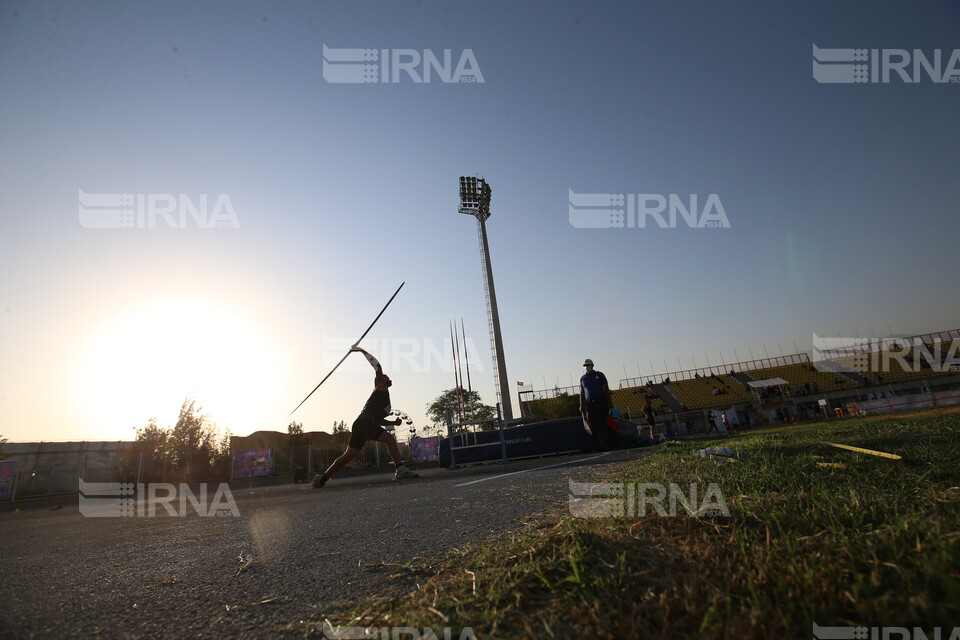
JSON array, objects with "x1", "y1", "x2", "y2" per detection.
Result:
[{"x1": 439, "y1": 417, "x2": 593, "y2": 466}]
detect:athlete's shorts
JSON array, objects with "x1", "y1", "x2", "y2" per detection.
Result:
[{"x1": 348, "y1": 418, "x2": 385, "y2": 449}]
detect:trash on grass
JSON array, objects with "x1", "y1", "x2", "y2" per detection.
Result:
[
  {"x1": 695, "y1": 446, "x2": 744, "y2": 464},
  {"x1": 236, "y1": 551, "x2": 254, "y2": 575}
]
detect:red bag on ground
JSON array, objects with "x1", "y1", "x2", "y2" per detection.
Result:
[{"x1": 606, "y1": 414, "x2": 619, "y2": 431}]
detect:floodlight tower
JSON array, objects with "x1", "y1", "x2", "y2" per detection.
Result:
[{"x1": 458, "y1": 176, "x2": 514, "y2": 420}]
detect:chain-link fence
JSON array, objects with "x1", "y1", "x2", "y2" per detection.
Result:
[
  {"x1": 248, "y1": 441, "x2": 414, "y2": 479},
  {"x1": 3, "y1": 442, "x2": 138, "y2": 500},
  {"x1": 1, "y1": 437, "x2": 420, "y2": 502}
]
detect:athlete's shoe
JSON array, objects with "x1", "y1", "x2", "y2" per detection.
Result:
[
  {"x1": 311, "y1": 474, "x2": 327, "y2": 489},
  {"x1": 394, "y1": 465, "x2": 419, "y2": 480}
]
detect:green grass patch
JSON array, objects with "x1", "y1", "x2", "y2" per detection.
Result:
[{"x1": 313, "y1": 409, "x2": 960, "y2": 639}]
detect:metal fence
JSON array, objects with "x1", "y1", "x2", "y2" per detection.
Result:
[
  {"x1": 0, "y1": 435, "x2": 422, "y2": 502},
  {"x1": 3, "y1": 442, "x2": 137, "y2": 500},
  {"x1": 445, "y1": 404, "x2": 506, "y2": 469},
  {"x1": 620, "y1": 353, "x2": 810, "y2": 388}
]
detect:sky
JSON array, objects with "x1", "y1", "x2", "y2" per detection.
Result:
[{"x1": 1, "y1": 0, "x2": 958, "y2": 443}]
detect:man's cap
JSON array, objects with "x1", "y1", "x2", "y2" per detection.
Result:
[{"x1": 583, "y1": 359, "x2": 594, "y2": 366}]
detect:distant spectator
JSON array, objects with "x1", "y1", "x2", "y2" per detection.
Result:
[
  {"x1": 642, "y1": 396, "x2": 656, "y2": 441},
  {"x1": 712, "y1": 387, "x2": 719, "y2": 396},
  {"x1": 721, "y1": 412, "x2": 733, "y2": 433},
  {"x1": 706, "y1": 411, "x2": 720, "y2": 434},
  {"x1": 813, "y1": 382, "x2": 820, "y2": 393}
]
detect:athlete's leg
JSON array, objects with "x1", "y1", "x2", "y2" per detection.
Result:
[
  {"x1": 377, "y1": 431, "x2": 403, "y2": 465},
  {"x1": 376, "y1": 432, "x2": 418, "y2": 479},
  {"x1": 319, "y1": 446, "x2": 360, "y2": 480}
]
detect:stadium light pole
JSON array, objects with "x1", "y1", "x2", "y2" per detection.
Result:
[{"x1": 458, "y1": 176, "x2": 514, "y2": 420}]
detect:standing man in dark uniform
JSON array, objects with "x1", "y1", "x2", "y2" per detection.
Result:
[
  {"x1": 312, "y1": 346, "x2": 418, "y2": 489},
  {"x1": 579, "y1": 358, "x2": 613, "y2": 451}
]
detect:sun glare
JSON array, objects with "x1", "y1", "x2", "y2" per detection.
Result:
[{"x1": 75, "y1": 299, "x2": 284, "y2": 439}]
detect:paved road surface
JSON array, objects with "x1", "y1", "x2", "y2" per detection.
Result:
[{"x1": 0, "y1": 450, "x2": 648, "y2": 639}]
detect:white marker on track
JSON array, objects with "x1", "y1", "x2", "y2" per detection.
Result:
[{"x1": 455, "y1": 452, "x2": 611, "y2": 487}]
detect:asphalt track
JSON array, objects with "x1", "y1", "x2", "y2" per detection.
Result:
[{"x1": 0, "y1": 449, "x2": 650, "y2": 639}]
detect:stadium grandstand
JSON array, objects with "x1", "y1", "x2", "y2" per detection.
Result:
[
  {"x1": 517, "y1": 329, "x2": 960, "y2": 433},
  {"x1": 610, "y1": 387, "x2": 667, "y2": 417}
]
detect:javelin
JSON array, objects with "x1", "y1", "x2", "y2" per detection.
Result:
[{"x1": 288, "y1": 281, "x2": 405, "y2": 416}]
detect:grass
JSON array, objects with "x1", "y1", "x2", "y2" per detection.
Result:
[{"x1": 310, "y1": 407, "x2": 960, "y2": 639}]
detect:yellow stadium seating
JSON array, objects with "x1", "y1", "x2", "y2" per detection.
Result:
[
  {"x1": 745, "y1": 363, "x2": 851, "y2": 394},
  {"x1": 666, "y1": 374, "x2": 754, "y2": 410},
  {"x1": 611, "y1": 387, "x2": 665, "y2": 418}
]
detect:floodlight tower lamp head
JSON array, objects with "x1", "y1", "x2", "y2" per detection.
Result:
[{"x1": 458, "y1": 175, "x2": 491, "y2": 219}]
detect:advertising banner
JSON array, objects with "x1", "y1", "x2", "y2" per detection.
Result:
[
  {"x1": 410, "y1": 437, "x2": 439, "y2": 462},
  {"x1": 0, "y1": 460, "x2": 15, "y2": 501},
  {"x1": 232, "y1": 449, "x2": 272, "y2": 479}
]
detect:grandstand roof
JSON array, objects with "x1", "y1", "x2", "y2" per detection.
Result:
[{"x1": 747, "y1": 378, "x2": 789, "y2": 388}]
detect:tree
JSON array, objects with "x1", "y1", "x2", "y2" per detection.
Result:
[
  {"x1": 287, "y1": 421, "x2": 308, "y2": 447},
  {"x1": 282, "y1": 421, "x2": 309, "y2": 472},
  {"x1": 135, "y1": 418, "x2": 171, "y2": 473},
  {"x1": 133, "y1": 400, "x2": 231, "y2": 482},
  {"x1": 330, "y1": 420, "x2": 349, "y2": 447},
  {"x1": 528, "y1": 389, "x2": 581, "y2": 421},
  {"x1": 170, "y1": 398, "x2": 209, "y2": 479},
  {"x1": 209, "y1": 428, "x2": 232, "y2": 480},
  {"x1": 426, "y1": 388, "x2": 496, "y2": 430}
]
